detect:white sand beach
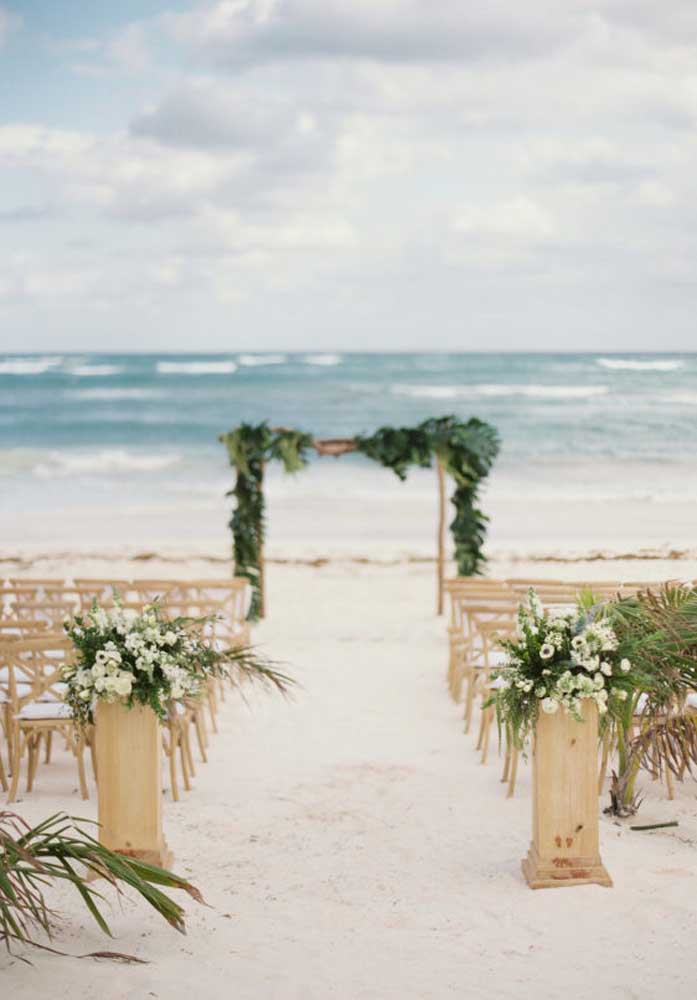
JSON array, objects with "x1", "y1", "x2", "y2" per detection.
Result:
[{"x1": 2, "y1": 545, "x2": 697, "y2": 999}]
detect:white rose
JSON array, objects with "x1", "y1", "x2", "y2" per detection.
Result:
[
  {"x1": 620, "y1": 658, "x2": 631, "y2": 673},
  {"x1": 92, "y1": 662, "x2": 106, "y2": 678},
  {"x1": 541, "y1": 697, "x2": 559, "y2": 714}
]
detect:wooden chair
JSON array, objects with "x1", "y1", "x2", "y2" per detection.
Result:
[
  {"x1": 2, "y1": 637, "x2": 89, "y2": 802},
  {"x1": 73, "y1": 581, "x2": 132, "y2": 610},
  {"x1": 163, "y1": 701, "x2": 196, "y2": 802},
  {"x1": 12, "y1": 601, "x2": 77, "y2": 630},
  {"x1": 455, "y1": 598, "x2": 518, "y2": 729}
]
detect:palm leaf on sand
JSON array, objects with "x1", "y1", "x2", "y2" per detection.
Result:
[{"x1": 0, "y1": 811, "x2": 203, "y2": 955}]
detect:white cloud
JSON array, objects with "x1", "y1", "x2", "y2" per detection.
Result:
[
  {"x1": 6, "y1": 1, "x2": 697, "y2": 348},
  {"x1": 166, "y1": 0, "x2": 583, "y2": 67},
  {"x1": 453, "y1": 198, "x2": 557, "y2": 243}
]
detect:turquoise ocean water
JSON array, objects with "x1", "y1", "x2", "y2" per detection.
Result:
[{"x1": 2, "y1": 352, "x2": 697, "y2": 534}]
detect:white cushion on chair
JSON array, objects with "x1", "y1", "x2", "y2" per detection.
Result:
[
  {"x1": 488, "y1": 676, "x2": 508, "y2": 691},
  {"x1": 17, "y1": 701, "x2": 73, "y2": 721},
  {"x1": 634, "y1": 693, "x2": 648, "y2": 715},
  {"x1": 489, "y1": 650, "x2": 508, "y2": 667}
]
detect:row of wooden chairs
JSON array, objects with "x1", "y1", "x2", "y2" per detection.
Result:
[
  {"x1": 444, "y1": 576, "x2": 685, "y2": 800},
  {"x1": 0, "y1": 577, "x2": 253, "y2": 804}
]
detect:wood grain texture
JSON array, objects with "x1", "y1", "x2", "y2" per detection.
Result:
[
  {"x1": 522, "y1": 700, "x2": 612, "y2": 889},
  {"x1": 95, "y1": 700, "x2": 172, "y2": 867}
]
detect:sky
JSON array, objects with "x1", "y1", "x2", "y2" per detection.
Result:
[{"x1": 2, "y1": 1, "x2": 697, "y2": 352}]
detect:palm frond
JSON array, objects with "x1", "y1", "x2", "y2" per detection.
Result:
[
  {"x1": 629, "y1": 714, "x2": 697, "y2": 781},
  {"x1": 0, "y1": 811, "x2": 203, "y2": 954}
]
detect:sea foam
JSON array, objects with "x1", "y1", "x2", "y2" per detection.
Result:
[
  {"x1": 68, "y1": 364, "x2": 123, "y2": 377},
  {"x1": 64, "y1": 388, "x2": 164, "y2": 402},
  {"x1": 0, "y1": 356, "x2": 63, "y2": 375},
  {"x1": 157, "y1": 361, "x2": 238, "y2": 375},
  {"x1": 33, "y1": 449, "x2": 181, "y2": 478},
  {"x1": 238, "y1": 354, "x2": 287, "y2": 366},
  {"x1": 392, "y1": 384, "x2": 608, "y2": 400},
  {"x1": 596, "y1": 358, "x2": 684, "y2": 372},
  {"x1": 303, "y1": 354, "x2": 342, "y2": 366}
]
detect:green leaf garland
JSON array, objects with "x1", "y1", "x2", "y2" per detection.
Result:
[{"x1": 222, "y1": 416, "x2": 499, "y2": 619}]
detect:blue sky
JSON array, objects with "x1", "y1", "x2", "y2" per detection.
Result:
[{"x1": 3, "y1": 2, "x2": 697, "y2": 352}]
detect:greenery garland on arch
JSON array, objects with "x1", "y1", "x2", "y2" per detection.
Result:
[{"x1": 221, "y1": 416, "x2": 499, "y2": 621}]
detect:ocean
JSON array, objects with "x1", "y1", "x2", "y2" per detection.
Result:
[{"x1": 2, "y1": 351, "x2": 697, "y2": 551}]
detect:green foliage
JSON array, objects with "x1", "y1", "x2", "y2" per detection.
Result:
[
  {"x1": 0, "y1": 810, "x2": 203, "y2": 954},
  {"x1": 356, "y1": 416, "x2": 500, "y2": 576},
  {"x1": 489, "y1": 590, "x2": 634, "y2": 751},
  {"x1": 222, "y1": 423, "x2": 313, "y2": 619},
  {"x1": 63, "y1": 598, "x2": 294, "y2": 727},
  {"x1": 222, "y1": 415, "x2": 499, "y2": 616}
]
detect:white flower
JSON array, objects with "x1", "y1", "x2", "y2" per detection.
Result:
[
  {"x1": 620, "y1": 658, "x2": 631, "y2": 673},
  {"x1": 79, "y1": 689, "x2": 91, "y2": 700},
  {"x1": 163, "y1": 630, "x2": 177, "y2": 646},
  {"x1": 600, "y1": 661, "x2": 613, "y2": 677},
  {"x1": 541, "y1": 697, "x2": 559, "y2": 714},
  {"x1": 114, "y1": 674, "x2": 133, "y2": 697},
  {"x1": 92, "y1": 662, "x2": 106, "y2": 678},
  {"x1": 540, "y1": 643, "x2": 555, "y2": 660},
  {"x1": 616, "y1": 689, "x2": 628, "y2": 701}
]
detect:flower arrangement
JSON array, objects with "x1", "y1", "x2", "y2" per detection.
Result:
[
  {"x1": 62, "y1": 599, "x2": 292, "y2": 728},
  {"x1": 490, "y1": 590, "x2": 634, "y2": 749}
]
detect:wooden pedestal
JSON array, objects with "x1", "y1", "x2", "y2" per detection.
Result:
[
  {"x1": 95, "y1": 700, "x2": 172, "y2": 868},
  {"x1": 522, "y1": 700, "x2": 612, "y2": 889}
]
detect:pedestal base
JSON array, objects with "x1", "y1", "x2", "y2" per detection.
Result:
[
  {"x1": 114, "y1": 846, "x2": 174, "y2": 869},
  {"x1": 522, "y1": 844, "x2": 613, "y2": 890}
]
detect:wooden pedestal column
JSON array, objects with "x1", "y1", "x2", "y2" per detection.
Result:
[
  {"x1": 95, "y1": 700, "x2": 172, "y2": 868},
  {"x1": 522, "y1": 700, "x2": 612, "y2": 889}
]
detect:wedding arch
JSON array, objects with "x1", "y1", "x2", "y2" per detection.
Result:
[{"x1": 220, "y1": 416, "x2": 500, "y2": 620}]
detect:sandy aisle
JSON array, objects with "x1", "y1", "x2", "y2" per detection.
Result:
[{"x1": 2, "y1": 561, "x2": 697, "y2": 998}]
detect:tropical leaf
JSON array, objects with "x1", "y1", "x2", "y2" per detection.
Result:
[{"x1": 0, "y1": 811, "x2": 203, "y2": 954}]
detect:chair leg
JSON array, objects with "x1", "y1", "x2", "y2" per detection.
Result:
[
  {"x1": 44, "y1": 731, "x2": 53, "y2": 765},
  {"x1": 7, "y1": 728, "x2": 22, "y2": 803},
  {"x1": 26, "y1": 734, "x2": 40, "y2": 792},
  {"x1": 463, "y1": 668, "x2": 475, "y2": 734},
  {"x1": 501, "y1": 726, "x2": 512, "y2": 783},
  {"x1": 179, "y1": 739, "x2": 191, "y2": 792},
  {"x1": 207, "y1": 685, "x2": 218, "y2": 734},
  {"x1": 507, "y1": 746, "x2": 519, "y2": 798},
  {"x1": 75, "y1": 737, "x2": 89, "y2": 800},
  {"x1": 598, "y1": 731, "x2": 610, "y2": 795},
  {"x1": 88, "y1": 730, "x2": 98, "y2": 783},
  {"x1": 0, "y1": 747, "x2": 7, "y2": 793},
  {"x1": 166, "y1": 727, "x2": 180, "y2": 802},
  {"x1": 480, "y1": 707, "x2": 493, "y2": 765},
  {"x1": 665, "y1": 766, "x2": 675, "y2": 801},
  {"x1": 194, "y1": 708, "x2": 208, "y2": 764}
]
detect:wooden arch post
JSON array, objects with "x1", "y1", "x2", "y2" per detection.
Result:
[
  {"x1": 230, "y1": 430, "x2": 457, "y2": 619},
  {"x1": 436, "y1": 460, "x2": 446, "y2": 616}
]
